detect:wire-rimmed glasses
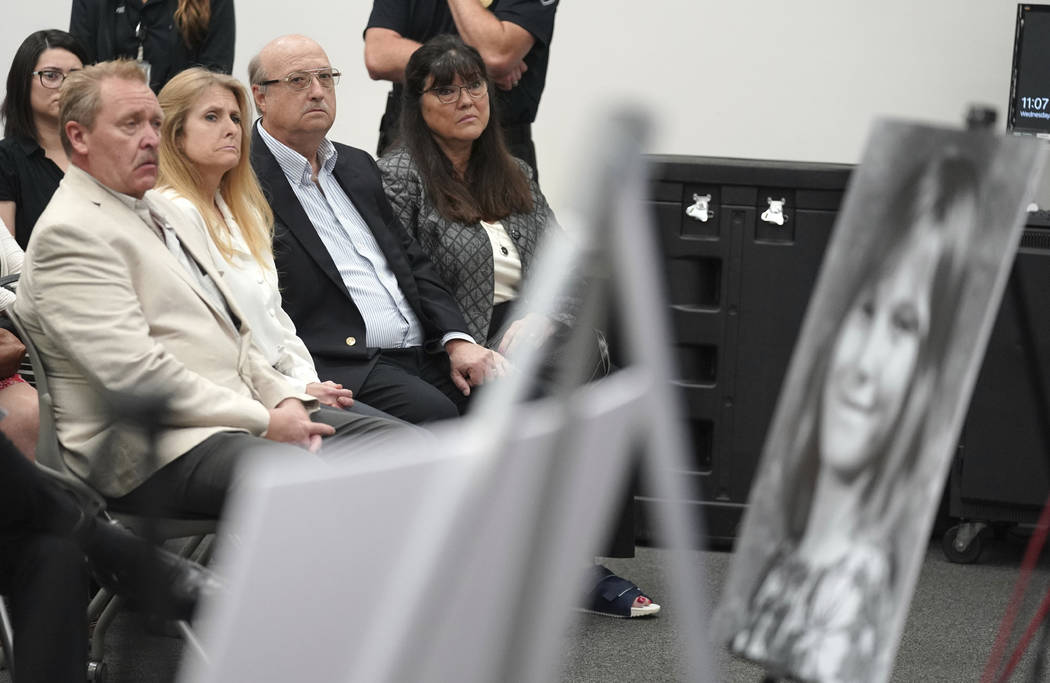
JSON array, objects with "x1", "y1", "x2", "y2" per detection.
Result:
[
  {"x1": 257, "y1": 68, "x2": 341, "y2": 91},
  {"x1": 423, "y1": 80, "x2": 488, "y2": 105}
]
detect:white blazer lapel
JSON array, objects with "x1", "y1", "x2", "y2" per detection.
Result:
[{"x1": 151, "y1": 194, "x2": 257, "y2": 365}]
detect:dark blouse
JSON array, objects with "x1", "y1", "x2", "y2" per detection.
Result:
[
  {"x1": 0, "y1": 136, "x2": 64, "y2": 249},
  {"x1": 70, "y1": 0, "x2": 235, "y2": 92}
]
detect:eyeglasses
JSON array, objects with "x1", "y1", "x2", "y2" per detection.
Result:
[
  {"x1": 423, "y1": 80, "x2": 488, "y2": 105},
  {"x1": 32, "y1": 69, "x2": 79, "y2": 89},
  {"x1": 257, "y1": 68, "x2": 341, "y2": 91}
]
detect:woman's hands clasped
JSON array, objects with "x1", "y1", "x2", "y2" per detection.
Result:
[{"x1": 306, "y1": 380, "x2": 355, "y2": 409}]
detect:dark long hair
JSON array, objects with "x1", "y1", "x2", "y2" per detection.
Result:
[
  {"x1": 2, "y1": 30, "x2": 88, "y2": 140},
  {"x1": 174, "y1": 0, "x2": 212, "y2": 49},
  {"x1": 782, "y1": 149, "x2": 980, "y2": 542},
  {"x1": 399, "y1": 34, "x2": 533, "y2": 223}
]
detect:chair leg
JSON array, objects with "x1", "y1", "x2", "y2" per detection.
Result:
[
  {"x1": 90, "y1": 595, "x2": 123, "y2": 663},
  {"x1": 196, "y1": 535, "x2": 215, "y2": 565},
  {"x1": 80, "y1": 533, "x2": 212, "y2": 672},
  {"x1": 175, "y1": 536, "x2": 205, "y2": 562},
  {"x1": 87, "y1": 586, "x2": 113, "y2": 623},
  {"x1": 87, "y1": 535, "x2": 205, "y2": 660},
  {"x1": 0, "y1": 596, "x2": 13, "y2": 678},
  {"x1": 176, "y1": 621, "x2": 208, "y2": 664}
]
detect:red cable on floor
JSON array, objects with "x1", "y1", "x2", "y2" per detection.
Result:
[
  {"x1": 980, "y1": 494, "x2": 1050, "y2": 683},
  {"x1": 995, "y1": 588, "x2": 1050, "y2": 683}
]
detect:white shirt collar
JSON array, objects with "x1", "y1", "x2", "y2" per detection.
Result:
[
  {"x1": 81, "y1": 171, "x2": 163, "y2": 234},
  {"x1": 257, "y1": 121, "x2": 338, "y2": 187}
]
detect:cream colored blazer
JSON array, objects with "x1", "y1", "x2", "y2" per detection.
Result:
[{"x1": 14, "y1": 166, "x2": 313, "y2": 497}]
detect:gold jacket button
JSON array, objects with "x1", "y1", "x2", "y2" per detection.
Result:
[{"x1": 345, "y1": 336, "x2": 356, "y2": 346}]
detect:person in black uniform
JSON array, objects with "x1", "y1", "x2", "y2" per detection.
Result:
[
  {"x1": 364, "y1": 0, "x2": 557, "y2": 179},
  {"x1": 70, "y1": 0, "x2": 235, "y2": 92}
]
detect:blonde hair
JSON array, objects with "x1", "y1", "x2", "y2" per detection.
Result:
[
  {"x1": 157, "y1": 67, "x2": 274, "y2": 270},
  {"x1": 59, "y1": 59, "x2": 146, "y2": 156},
  {"x1": 174, "y1": 0, "x2": 212, "y2": 48}
]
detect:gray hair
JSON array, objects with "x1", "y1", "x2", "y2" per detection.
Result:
[{"x1": 247, "y1": 52, "x2": 268, "y2": 116}]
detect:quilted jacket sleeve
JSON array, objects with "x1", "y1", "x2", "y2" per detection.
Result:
[{"x1": 377, "y1": 150, "x2": 424, "y2": 243}]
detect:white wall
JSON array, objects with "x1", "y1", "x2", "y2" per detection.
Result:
[{"x1": 4, "y1": 1, "x2": 1024, "y2": 213}]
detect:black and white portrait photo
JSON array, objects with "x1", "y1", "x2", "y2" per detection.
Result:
[{"x1": 716, "y1": 120, "x2": 1046, "y2": 683}]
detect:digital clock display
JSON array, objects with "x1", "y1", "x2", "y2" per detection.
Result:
[
  {"x1": 1010, "y1": 5, "x2": 1050, "y2": 135},
  {"x1": 1019, "y1": 96, "x2": 1050, "y2": 111}
]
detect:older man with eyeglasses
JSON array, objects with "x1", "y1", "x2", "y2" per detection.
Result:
[{"x1": 249, "y1": 35, "x2": 507, "y2": 425}]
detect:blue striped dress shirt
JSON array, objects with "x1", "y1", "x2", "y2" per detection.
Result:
[{"x1": 258, "y1": 125, "x2": 424, "y2": 349}]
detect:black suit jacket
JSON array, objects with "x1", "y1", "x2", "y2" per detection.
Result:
[{"x1": 250, "y1": 125, "x2": 470, "y2": 392}]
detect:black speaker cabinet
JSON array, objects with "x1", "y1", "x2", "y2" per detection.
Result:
[
  {"x1": 639, "y1": 155, "x2": 852, "y2": 545},
  {"x1": 639, "y1": 155, "x2": 1050, "y2": 551},
  {"x1": 949, "y1": 227, "x2": 1050, "y2": 526}
]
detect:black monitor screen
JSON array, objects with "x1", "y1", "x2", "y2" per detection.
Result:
[{"x1": 1009, "y1": 4, "x2": 1050, "y2": 137}]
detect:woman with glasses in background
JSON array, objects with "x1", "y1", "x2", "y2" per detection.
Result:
[
  {"x1": 71, "y1": 0, "x2": 235, "y2": 93},
  {"x1": 0, "y1": 30, "x2": 87, "y2": 248},
  {"x1": 379, "y1": 33, "x2": 596, "y2": 381},
  {"x1": 379, "y1": 34, "x2": 655, "y2": 619}
]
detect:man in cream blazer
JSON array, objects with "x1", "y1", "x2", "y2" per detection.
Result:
[{"x1": 14, "y1": 60, "x2": 395, "y2": 516}]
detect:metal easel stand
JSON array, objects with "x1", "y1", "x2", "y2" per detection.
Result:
[
  {"x1": 0, "y1": 596, "x2": 13, "y2": 676},
  {"x1": 951, "y1": 105, "x2": 1050, "y2": 683}
]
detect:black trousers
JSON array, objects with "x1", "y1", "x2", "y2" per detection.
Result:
[
  {"x1": 113, "y1": 406, "x2": 409, "y2": 517},
  {"x1": 0, "y1": 433, "x2": 90, "y2": 683},
  {"x1": 354, "y1": 348, "x2": 469, "y2": 425},
  {"x1": 0, "y1": 534, "x2": 89, "y2": 682}
]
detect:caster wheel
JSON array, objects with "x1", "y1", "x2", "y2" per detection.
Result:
[
  {"x1": 87, "y1": 659, "x2": 108, "y2": 683},
  {"x1": 943, "y1": 524, "x2": 983, "y2": 564}
]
